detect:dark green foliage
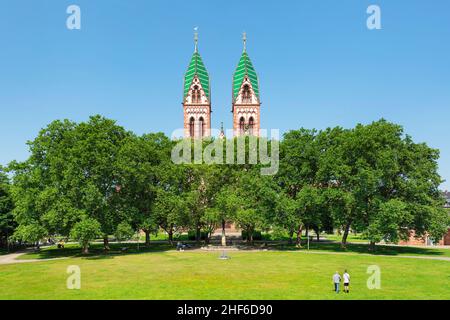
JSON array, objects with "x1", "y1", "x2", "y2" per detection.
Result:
[
  {"x1": 5, "y1": 116, "x2": 448, "y2": 251},
  {"x1": 187, "y1": 230, "x2": 209, "y2": 241},
  {"x1": 0, "y1": 168, "x2": 15, "y2": 248},
  {"x1": 242, "y1": 230, "x2": 262, "y2": 241}
]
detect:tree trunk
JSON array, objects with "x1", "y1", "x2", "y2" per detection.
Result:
[
  {"x1": 196, "y1": 225, "x2": 201, "y2": 245},
  {"x1": 145, "y1": 229, "x2": 150, "y2": 247},
  {"x1": 103, "y1": 236, "x2": 110, "y2": 251},
  {"x1": 222, "y1": 220, "x2": 226, "y2": 234},
  {"x1": 168, "y1": 229, "x2": 173, "y2": 245},
  {"x1": 6, "y1": 232, "x2": 9, "y2": 253},
  {"x1": 249, "y1": 228, "x2": 254, "y2": 246},
  {"x1": 341, "y1": 221, "x2": 352, "y2": 249},
  {"x1": 205, "y1": 230, "x2": 211, "y2": 244},
  {"x1": 82, "y1": 243, "x2": 89, "y2": 254},
  {"x1": 369, "y1": 241, "x2": 376, "y2": 251},
  {"x1": 288, "y1": 230, "x2": 294, "y2": 245},
  {"x1": 305, "y1": 224, "x2": 310, "y2": 249},
  {"x1": 296, "y1": 224, "x2": 303, "y2": 247}
]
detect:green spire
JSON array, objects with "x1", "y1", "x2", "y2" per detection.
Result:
[
  {"x1": 232, "y1": 33, "x2": 259, "y2": 102},
  {"x1": 183, "y1": 30, "x2": 210, "y2": 100}
]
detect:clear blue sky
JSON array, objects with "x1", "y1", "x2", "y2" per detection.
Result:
[{"x1": 1, "y1": 0, "x2": 449, "y2": 189}]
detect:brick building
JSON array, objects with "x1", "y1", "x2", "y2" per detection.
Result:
[{"x1": 399, "y1": 191, "x2": 450, "y2": 246}]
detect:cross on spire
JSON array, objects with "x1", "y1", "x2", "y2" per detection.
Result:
[
  {"x1": 194, "y1": 27, "x2": 199, "y2": 52},
  {"x1": 219, "y1": 122, "x2": 225, "y2": 139},
  {"x1": 242, "y1": 32, "x2": 247, "y2": 52}
]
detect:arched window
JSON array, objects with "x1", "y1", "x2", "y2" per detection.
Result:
[
  {"x1": 199, "y1": 117, "x2": 205, "y2": 138},
  {"x1": 248, "y1": 117, "x2": 254, "y2": 135},
  {"x1": 239, "y1": 117, "x2": 245, "y2": 135},
  {"x1": 189, "y1": 117, "x2": 195, "y2": 137},
  {"x1": 192, "y1": 85, "x2": 201, "y2": 104},
  {"x1": 242, "y1": 84, "x2": 251, "y2": 103}
]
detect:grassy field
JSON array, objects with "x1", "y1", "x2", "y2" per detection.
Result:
[
  {"x1": 1, "y1": 243, "x2": 449, "y2": 300},
  {"x1": 322, "y1": 233, "x2": 369, "y2": 243}
]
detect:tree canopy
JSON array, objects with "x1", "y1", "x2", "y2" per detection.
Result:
[{"x1": 4, "y1": 116, "x2": 448, "y2": 251}]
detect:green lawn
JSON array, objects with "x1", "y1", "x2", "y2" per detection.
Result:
[
  {"x1": 322, "y1": 233, "x2": 369, "y2": 243},
  {"x1": 16, "y1": 240, "x2": 450, "y2": 260},
  {"x1": 1, "y1": 244, "x2": 449, "y2": 300},
  {"x1": 274, "y1": 242, "x2": 450, "y2": 258}
]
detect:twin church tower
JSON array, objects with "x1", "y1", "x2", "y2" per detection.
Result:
[{"x1": 182, "y1": 31, "x2": 261, "y2": 138}]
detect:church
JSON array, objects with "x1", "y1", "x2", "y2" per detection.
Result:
[{"x1": 182, "y1": 31, "x2": 261, "y2": 138}]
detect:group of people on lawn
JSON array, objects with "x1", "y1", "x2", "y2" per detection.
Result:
[{"x1": 333, "y1": 270, "x2": 350, "y2": 293}]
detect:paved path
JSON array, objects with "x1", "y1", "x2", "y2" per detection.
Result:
[{"x1": 0, "y1": 250, "x2": 67, "y2": 265}]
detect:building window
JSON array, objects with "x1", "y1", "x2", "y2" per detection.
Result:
[
  {"x1": 239, "y1": 117, "x2": 245, "y2": 135},
  {"x1": 199, "y1": 117, "x2": 205, "y2": 138},
  {"x1": 248, "y1": 117, "x2": 254, "y2": 135},
  {"x1": 189, "y1": 117, "x2": 195, "y2": 137},
  {"x1": 192, "y1": 85, "x2": 201, "y2": 104},
  {"x1": 242, "y1": 84, "x2": 251, "y2": 103}
]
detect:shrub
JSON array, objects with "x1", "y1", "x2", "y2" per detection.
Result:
[
  {"x1": 70, "y1": 218, "x2": 102, "y2": 254},
  {"x1": 114, "y1": 222, "x2": 135, "y2": 242},
  {"x1": 187, "y1": 230, "x2": 208, "y2": 240},
  {"x1": 12, "y1": 224, "x2": 47, "y2": 248},
  {"x1": 242, "y1": 230, "x2": 262, "y2": 241}
]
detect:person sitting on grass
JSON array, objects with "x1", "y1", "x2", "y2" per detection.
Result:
[
  {"x1": 333, "y1": 271, "x2": 341, "y2": 293},
  {"x1": 176, "y1": 242, "x2": 184, "y2": 251}
]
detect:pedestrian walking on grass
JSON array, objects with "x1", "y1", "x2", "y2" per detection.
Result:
[
  {"x1": 333, "y1": 271, "x2": 341, "y2": 293},
  {"x1": 343, "y1": 270, "x2": 350, "y2": 293}
]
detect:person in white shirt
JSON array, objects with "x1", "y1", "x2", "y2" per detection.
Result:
[
  {"x1": 332, "y1": 271, "x2": 341, "y2": 293},
  {"x1": 343, "y1": 270, "x2": 350, "y2": 293}
]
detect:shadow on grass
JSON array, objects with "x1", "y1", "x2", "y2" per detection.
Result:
[
  {"x1": 16, "y1": 240, "x2": 448, "y2": 260},
  {"x1": 268, "y1": 241, "x2": 447, "y2": 257},
  {"x1": 0, "y1": 245, "x2": 28, "y2": 255},
  {"x1": 18, "y1": 242, "x2": 180, "y2": 260}
]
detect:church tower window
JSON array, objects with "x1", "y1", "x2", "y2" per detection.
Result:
[
  {"x1": 189, "y1": 117, "x2": 195, "y2": 137},
  {"x1": 239, "y1": 117, "x2": 245, "y2": 135},
  {"x1": 199, "y1": 117, "x2": 205, "y2": 138},
  {"x1": 192, "y1": 85, "x2": 201, "y2": 103},
  {"x1": 248, "y1": 117, "x2": 254, "y2": 135},
  {"x1": 242, "y1": 84, "x2": 251, "y2": 103}
]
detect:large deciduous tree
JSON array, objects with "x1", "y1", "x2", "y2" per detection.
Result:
[
  {"x1": 117, "y1": 133, "x2": 173, "y2": 246},
  {"x1": 0, "y1": 168, "x2": 15, "y2": 250},
  {"x1": 323, "y1": 120, "x2": 447, "y2": 248},
  {"x1": 10, "y1": 116, "x2": 131, "y2": 250}
]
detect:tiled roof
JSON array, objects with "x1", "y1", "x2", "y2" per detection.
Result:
[
  {"x1": 232, "y1": 52, "x2": 259, "y2": 102},
  {"x1": 184, "y1": 52, "x2": 210, "y2": 99}
]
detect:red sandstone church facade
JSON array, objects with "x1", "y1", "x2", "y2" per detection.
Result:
[{"x1": 182, "y1": 32, "x2": 261, "y2": 138}]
